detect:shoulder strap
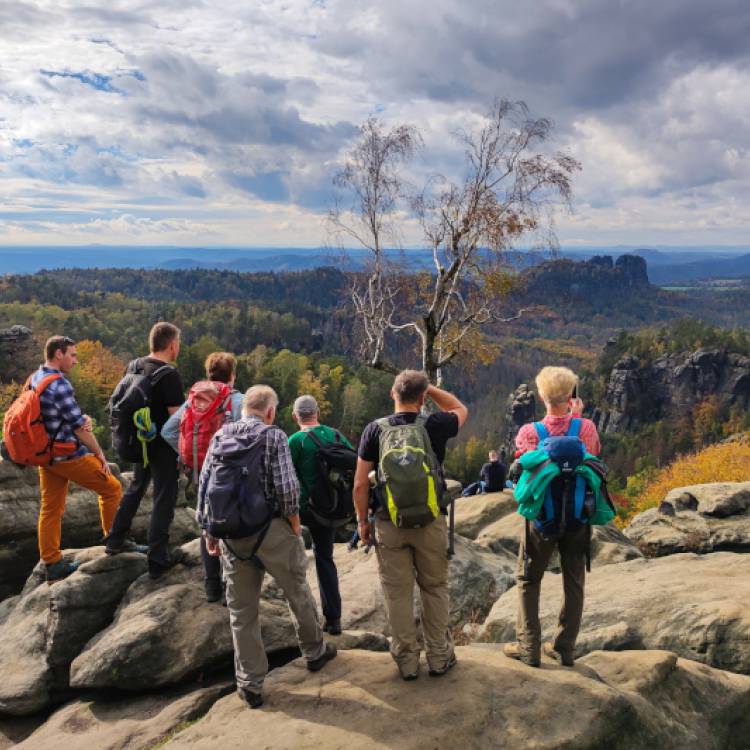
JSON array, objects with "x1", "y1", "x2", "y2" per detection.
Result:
[
  {"x1": 305, "y1": 429, "x2": 325, "y2": 450},
  {"x1": 567, "y1": 418, "x2": 582, "y2": 438},
  {"x1": 533, "y1": 422, "x2": 549, "y2": 441},
  {"x1": 150, "y1": 364, "x2": 176, "y2": 385},
  {"x1": 33, "y1": 373, "x2": 61, "y2": 395}
]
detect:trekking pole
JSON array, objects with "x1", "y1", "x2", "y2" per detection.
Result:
[{"x1": 447, "y1": 499, "x2": 455, "y2": 559}]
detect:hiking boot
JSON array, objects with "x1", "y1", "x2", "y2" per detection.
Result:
[
  {"x1": 307, "y1": 642, "x2": 337, "y2": 672},
  {"x1": 105, "y1": 538, "x2": 148, "y2": 556},
  {"x1": 400, "y1": 669, "x2": 419, "y2": 681},
  {"x1": 46, "y1": 559, "x2": 80, "y2": 583},
  {"x1": 503, "y1": 642, "x2": 540, "y2": 668},
  {"x1": 204, "y1": 578, "x2": 223, "y2": 603},
  {"x1": 428, "y1": 653, "x2": 457, "y2": 677},
  {"x1": 324, "y1": 619, "x2": 342, "y2": 636},
  {"x1": 544, "y1": 642, "x2": 575, "y2": 667},
  {"x1": 237, "y1": 686, "x2": 263, "y2": 709},
  {"x1": 148, "y1": 548, "x2": 186, "y2": 580}
]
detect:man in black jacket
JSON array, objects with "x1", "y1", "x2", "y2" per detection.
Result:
[{"x1": 480, "y1": 451, "x2": 506, "y2": 493}]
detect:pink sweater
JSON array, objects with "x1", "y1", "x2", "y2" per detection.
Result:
[{"x1": 515, "y1": 413, "x2": 601, "y2": 456}]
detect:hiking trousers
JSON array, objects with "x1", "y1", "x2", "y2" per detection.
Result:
[
  {"x1": 374, "y1": 514, "x2": 454, "y2": 675},
  {"x1": 105, "y1": 438, "x2": 179, "y2": 573},
  {"x1": 303, "y1": 513, "x2": 341, "y2": 624},
  {"x1": 516, "y1": 522, "x2": 588, "y2": 661},
  {"x1": 38, "y1": 454, "x2": 122, "y2": 565},
  {"x1": 222, "y1": 517, "x2": 326, "y2": 692}
]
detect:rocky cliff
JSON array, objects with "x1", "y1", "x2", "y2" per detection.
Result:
[
  {"x1": 594, "y1": 347, "x2": 750, "y2": 434},
  {"x1": 520, "y1": 253, "x2": 650, "y2": 304},
  {"x1": 0, "y1": 326, "x2": 36, "y2": 383}
]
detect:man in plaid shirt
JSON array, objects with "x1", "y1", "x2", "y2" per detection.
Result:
[
  {"x1": 30, "y1": 336, "x2": 122, "y2": 582},
  {"x1": 200, "y1": 385, "x2": 336, "y2": 709}
]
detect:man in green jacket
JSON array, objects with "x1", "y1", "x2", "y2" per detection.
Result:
[{"x1": 288, "y1": 395, "x2": 353, "y2": 635}]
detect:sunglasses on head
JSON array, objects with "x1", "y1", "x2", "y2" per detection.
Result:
[{"x1": 63, "y1": 337, "x2": 75, "y2": 346}]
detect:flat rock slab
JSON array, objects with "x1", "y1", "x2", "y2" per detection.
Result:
[
  {"x1": 478, "y1": 552, "x2": 750, "y2": 675},
  {"x1": 15, "y1": 680, "x2": 233, "y2": 750},
  {"x1": 625, "y1": 506, "x2": 750, "y2": 556},
  {"x1": 163, "y1": 647, "x2": 750, "y2": 750},
  {"x1": 475, "y1": 513, "x2": 643, "y2": 566},
  {"x1": 453, "y1": 491, "x2": 516, "y2": 539}
]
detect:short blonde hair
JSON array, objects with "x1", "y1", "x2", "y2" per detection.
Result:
[
  {"x1": 535, "y1": 366, "x2": 578, "y2": 406},
  {"x1": 242, "y1": 385, "x2": 279, "y2": 415}
]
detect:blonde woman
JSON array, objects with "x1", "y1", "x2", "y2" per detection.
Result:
[{"x1": 504, "y1": 366, "x2": 601, "y2": 668}]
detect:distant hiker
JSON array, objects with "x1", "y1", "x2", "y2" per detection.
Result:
[
  {"x1": 504, "y1": 366, "x2": 613, "y2": 668},
  {"x1": 199, "y1": 385, "x2": 337, "y2": 709},
  {"x1": 289, "y1": 394, "x2": 357, "y2": 635},
  {"x1": 161, "y1": 352, "x2": 243, "y2": 602},
  {"x1": 105, "y1": 322, "x2": 185, "y2": 579},
  {"x1": 461, "y1": 450, "x2": 507, "y2": 496},
  {"x1": 4, "y1": 336, "x2": 122, "y2": 582},
  {"x1": 354, "y1": 370, "x2": 467, "y2": 680}
]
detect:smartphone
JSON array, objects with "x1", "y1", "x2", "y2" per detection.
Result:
[{"x1": 572, "y1": 384, "x2": 578, "y2": 399}]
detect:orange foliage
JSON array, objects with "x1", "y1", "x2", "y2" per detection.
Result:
[
  {"x1": 74, "y1": 340, "x2": 125, "y2": 398},
  {"x1": 629, "y1": 438, "x2": 750, "y2": 520}
]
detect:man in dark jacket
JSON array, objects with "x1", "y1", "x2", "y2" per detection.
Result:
[{"x1": 480, "y1": 451, "x2": 506, "y2": 493}]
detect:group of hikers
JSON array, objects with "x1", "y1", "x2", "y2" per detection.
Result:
[{"x1": 2, "y1": 322, "x2": 615, "y2": 707}]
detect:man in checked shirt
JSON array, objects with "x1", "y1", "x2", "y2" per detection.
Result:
[{"x1": 201, "y1": 385, "x2": 336, "y2": 709}]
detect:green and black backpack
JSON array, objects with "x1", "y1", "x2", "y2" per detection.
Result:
[{"x1": 376, "y1": 416, "x2": 445, "y2": 528}]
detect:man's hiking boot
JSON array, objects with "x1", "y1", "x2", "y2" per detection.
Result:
[
  {"x1": 148, "y1": 548, "x2": 186, "y2": 580},
  {"x1": 324, "y1": 619, "x2": 342, "y2": 636},
  {"x1": 503, "y1": 642, "x2": 540, "y2": 668},
  {"x1": 237, "y1": 686, "x2": 263, "y2": 709},
  {"x1": 428, "y1": 653, "x2": 457, "y2": 677},
  {"x1": 400, "y1": 669, "x2": 419, "y2": 681},
  {"x1": 46, "y1": 559, "x2": 79, "y2": 583},
  {"x1": 204, "y1": 578, "x2": 223, "y2": 603},
  {"x1": 307, "y1": 642, "x2": 337, "y2": 672},
  {"x1": 105, "y1": 539, "x2": 148, "y2": 556},
  {"x1": 544, "y1": 642, "x2": 575, "y2": 667}
]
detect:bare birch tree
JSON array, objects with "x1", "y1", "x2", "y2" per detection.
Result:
[
  {"x1": 333, "y1": 101, "x2": 581, "y2": 383},
  {"x1": 329, "y1": 117, "x2": 421, "y2": 371}
]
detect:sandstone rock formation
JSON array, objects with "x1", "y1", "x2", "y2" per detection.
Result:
[
  {"x1": 164, "y1": 647, "x2": 750, "y2": 750},
  {"x1": 453, "y1": 490, "x2": 516, "y2": 539},
  {"x1": 478, "y1": 552, "x2": 750, "y2": 675},
  {"x1": 503, "y1": 384, "x2": 535, "y2": 455},
  {"x1": 0, "y1": 326, "x2": 36, "y2": 383},
  {"x1": 14, "y1": 680, "x2": 233, "y2": 750},
  {"x1": 595, "y1": 348, "x2": 750, "y2": 435},
  {"x1": 625, "y1": 481, "x2": 750, "y2": 556},
  {"x1": 0, "y1": 459, "x2": 199, "y2": 601}
]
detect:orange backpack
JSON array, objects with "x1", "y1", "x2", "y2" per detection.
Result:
[{"x1": 2, "y1": 374, "x2": 76, "y2": 466}]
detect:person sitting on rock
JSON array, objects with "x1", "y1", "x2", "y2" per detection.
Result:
[
  {"x1": 31, "y1": 336, "x2": 123, "y2": 582},
  {"x1": 289, "y1": 394, "x2": 354, "y2": 635},
  {"x1": 354, "y1": 370, "x2": 467, "y2": 681},
  {"x1": 200, "y1": 385, "x2": 337, "y2": 709},
  {"x1": 161, "y1": 351, "x2": 244, "y2": 603},
  {"x1": 504, "y1": 366, "x2": 601, "y2": 668},
  {"x1": 462, "y1": 450, "x2": 507, "y2": 496}
]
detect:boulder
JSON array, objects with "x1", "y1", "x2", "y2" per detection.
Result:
[
  {"x1": 164, "y1": 647, "x2": 750, "y2": 750},
  {"x1": 478, "y1": 552, "x2": 750, "y2": 675},
  {"x1": 475, "y1": 512, "x2": 643, "y2": 567},
  {"x1": 453, "y1": 490, "x2": 516, "y2": 539},
  {"x1": 625, "y1": 481, "x2": 750, "y2": 557},
  {"x1": 663, "y1": 481, "x2": 750, "y2": 517},
  {"x1": 625, "y1": 506, "x2": 750, "y2": 556},
  {"x1": 0, "y1": 548, "x2": 148, "y2": 715},
  {"x1": 0, "y1": 459, "x2": 199, "y2": 601},
  {"x1": 14, "y1": 680, "x2": 233, "y2": 750}
]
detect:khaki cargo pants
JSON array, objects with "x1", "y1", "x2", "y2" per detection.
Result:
[
  {"x1": 374, "y1": 514, "x2": 454, "y2": 675},
  {"x1": 516, "y1": 521, "x2": 588, "y2": 661},
  {"x1": 222, "y1": 518, "x2": 326, "y2": 692}
]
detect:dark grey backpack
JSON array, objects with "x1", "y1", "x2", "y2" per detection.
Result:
[{"x1": 198, "y1": 421, "x2": 273, "y2": 545}]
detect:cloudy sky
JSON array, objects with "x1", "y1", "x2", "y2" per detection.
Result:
[{"x1": 1, "y1": 0, "x2": 749, "y2": 248}]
